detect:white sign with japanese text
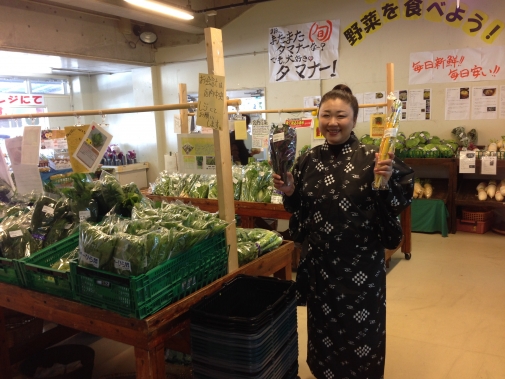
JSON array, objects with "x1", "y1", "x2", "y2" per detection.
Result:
[
  {"x1": 410, "y1": 46, "x2": 505, "y2": 84},
  {"x1": 269, "y1": 20, "x2": 340, "y2": 83},
  {"x1": 0, "y1": 94, "x2": 45, "y2": 106}
]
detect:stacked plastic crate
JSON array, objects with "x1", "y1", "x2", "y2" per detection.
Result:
[{"x1": 190, "y1": 275, "x2": 298, "y2": 379}]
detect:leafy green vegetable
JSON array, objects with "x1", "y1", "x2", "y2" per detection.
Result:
[
  {"x1": 51, "y1": 247, "x2": 79, "y2": 271},
  {"x1": 237, "y1": 242, "x2": 258, "y2": 267},
  {"x1": 79, "y1": 222, "x2": 117, "y2": 269},
  {"x1": 0, "y1": 212, "x2": 37, "y2": 259},
  {"x1": 111, "y1": 232, "x2": 147, "y2": 276}
]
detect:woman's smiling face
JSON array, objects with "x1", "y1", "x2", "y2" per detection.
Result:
[{"x1": 318, "y1": 98, "x2": 356, "y2": 145}]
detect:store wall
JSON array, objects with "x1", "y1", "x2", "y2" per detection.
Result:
[{"x1": 155, "y1": 0, "x2": 505, "y2": 158}]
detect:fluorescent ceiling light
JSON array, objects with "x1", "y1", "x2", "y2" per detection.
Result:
[{"x1": 124, "y1": 0, "x2": 194, "y2": 20}]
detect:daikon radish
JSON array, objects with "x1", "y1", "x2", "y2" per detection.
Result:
[
  {"x1": 414, "y1": 179, "x2": 423, "y2": 199},
  {"x1": 423, "y1": 180, "x2": 433, "y2": 199},
  {"x1": 478, "y1": 189, "x2": 488, "y2": 201},
  {"x1": 476, "y1": 181, "x2": 487, "y2": 191},
  {"x1": 500, "y1": 184, "x2": 505, "y2": 196},
  {"x1": 488, "y1": 140, "x2": 498, "y2": 152},
  {"x1": 486, "y1": 184, "x2": 497, "y2": 198},
  {"x1": 495, "y1": 191, "x2": 504, "y2": 202}
]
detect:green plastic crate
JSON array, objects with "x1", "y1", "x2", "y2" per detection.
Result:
[
  {"x1": 0, "y1": 256, "x2": 24, "y2": 286},
  {"x1": 71, "y1": 232, "x2": 228, "y2": 319},
  {"x1": 19, "y1": 233, "x2": 79, "y2": 300}
]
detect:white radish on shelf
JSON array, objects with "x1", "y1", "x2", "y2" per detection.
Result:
[
  {"x1": 488, "y1": 140, "x2": 497, "y2": 152},
  {"x1": 423, "y1": 180, "x2": 433, "y2": 199},
  {"x1": 486, "y1": 183, "x2": 497, "y2": 199},
  {"x1": 495, "y1": 191, "x2": 504, "y2": 202},
  {"x1": 478, "y1": 189, "x2": 488, "y2": 201},
  {"x1": 476, "y1": 181, "x2": 487, "y2": 191},
  {"x1": 414, "y1": 179, "x2": 424, "y2": 199}
]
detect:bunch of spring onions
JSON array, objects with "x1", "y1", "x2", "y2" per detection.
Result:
[{"x1": 374, "y1": 93, "x2": 403, "y2": 189}]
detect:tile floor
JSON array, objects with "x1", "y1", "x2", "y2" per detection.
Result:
[{"x1": 30, "y1": 231, "x2": 505, "y2": 378}]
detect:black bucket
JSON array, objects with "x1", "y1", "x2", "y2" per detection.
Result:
[{"x1": 19, "y1": 344, "x2": 95, "y2": 379}]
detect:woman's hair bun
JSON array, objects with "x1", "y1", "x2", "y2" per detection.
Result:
[{"x1": 332, "y1": 84, "x2": 353, "y2": 95}]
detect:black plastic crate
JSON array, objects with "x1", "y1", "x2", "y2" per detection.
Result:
[{"x1": 190, "y1": 275, "x2": 295, "y2": 333}]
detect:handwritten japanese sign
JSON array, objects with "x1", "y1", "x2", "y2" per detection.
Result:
[
  {"x1": 410, "y1": 46, "x2": 505, "y2": 84},
  {"x1": 196, "y1": 73, "x2": 225, "y2": 131},
  {"x1": 0, "y1": 94, "x2": 44, "y2": 106},
  {"x1": 269, "y1": 20, "x2": 340, "y2": 82},
  {"x1": 343, "y1": 1, "x2": 503, "y2": 47}
]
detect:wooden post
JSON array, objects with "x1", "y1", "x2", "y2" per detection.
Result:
[
  {"x1": 178, "y1": 83, "x2": 189, "y2": 133},
  {"x1": 204, "y1": 27, "x2": 238, "y2": 272},
  {"x1": 386, "y1": 62, "x2": 394, "y2": 110}
]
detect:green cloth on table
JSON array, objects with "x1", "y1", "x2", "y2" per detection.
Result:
[{"x1": 411, "y1": 199, "x2": 449, "y2": 237}]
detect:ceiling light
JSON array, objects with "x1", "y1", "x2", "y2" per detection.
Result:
[{"x1": 124, "y1": 0, "x2": 194, "y2": 20}]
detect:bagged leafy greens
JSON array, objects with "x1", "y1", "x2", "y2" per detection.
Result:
[
  {"x1": 269, "y1": 123, "x2": 297, "y2": 183},
  {"x1": 0, "y1": 210, "x2": 37, "y2": 259},
  {"x1": 79, "y1": 222, "x2": 117, "y2": 270},
  {"x1": 188, "y1": 175, "x2": 211, "y2": 198},
  {"x1": 61, "y1": 173, "x2": 98, "y2": 222},
  {"x1": 111, "y1": 232, "x2": 147, "y2": 276},
  {"x1": 51, "y1": 247, "x2": 80, "y2": 271}
]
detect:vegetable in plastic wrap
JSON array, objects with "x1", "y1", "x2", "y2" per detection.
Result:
[
  {"x1": 178, "y1": 173, "x2": 200, "y2": 197},
  {"x1": 0, "y1": 211, "x2": 37, "y2": 259},
  {"x1": 109, "y1": 182, "x2": 143, "y2": 218},
  {"x1": 51, "y1": 246, "x2": 80, "y2": 271},
  {"x1": 253, "y1": 161, "x2": 274, "y2": 203},
  {"x1": 208, "y1": 175, "x2": 218, "y2": 199},
  {"x1": 237, "y1": 242, "x2": 258, "y2": 267},
  {"x1": 111, "y1": 232, "x2": 147, "y2": 276},
  {"x1": 93, "y1": 171, "x2": 125, "y2": 217},
  {"x1": 0, "y1": 178, "x2": 14, "y2": 204},
  {"x1": 232, "y1": 166, "x2": 243, "y2": 200},
  {"x1": 43, "y1": 214, "x2": 78, "y2": 248},
  {"x1": 145, "y1": 229, "x2": 174, "y2": 270},
  {"x1": 78, "y1": 222, "x2": 117, "y2": 270},
  {"x1": 235, "y1": 227, "x2": 283, "y2": 256},
  {"x1": 30, "y1": 195, "x2": 69, "y2": 250},
  {"x1": 269, "y1": 123, "x2": 297, "y2": 183},
  {"x1": 188, "y1": 175, "x2": 211, "y2": 198}
]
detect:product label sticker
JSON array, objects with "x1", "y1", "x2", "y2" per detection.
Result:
[
  {"x1": 114, "y1": 258, "x2": 131, "y2": 272},
  {"x1": 272, "y1": 132, "x2": 285, "y2": 142},
  {"x1": 79, "y1": 251, "x2": 99, "y2": 268},
  {"x1": 9, "y1": 230, "x2": 23, "y2": 238},
  {"x1": 42, "y1": 205, "x2": 55, "y2": 214}
]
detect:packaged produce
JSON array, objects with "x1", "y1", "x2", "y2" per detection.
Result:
[{"x1": 269, "y1": 123, "x2": 297, "y2": 184}]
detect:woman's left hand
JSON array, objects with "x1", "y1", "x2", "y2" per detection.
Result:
[{"x1": 374, "y1": 152, "x2": 394, "y2": 182}]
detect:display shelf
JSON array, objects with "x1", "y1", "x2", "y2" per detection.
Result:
[{"x1": 455, "y1": 179, "x2": 505, "y2": 209}]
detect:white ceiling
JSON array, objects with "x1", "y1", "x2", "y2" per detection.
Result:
[{"x1": 0, "y1": 0, "x2": 275, "y2": 76}]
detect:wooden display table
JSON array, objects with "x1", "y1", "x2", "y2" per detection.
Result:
[{"x1": 0, "y1": 241, "x2": 294, "y2": 379}]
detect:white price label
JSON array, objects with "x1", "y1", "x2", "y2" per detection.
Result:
[
  {"x1": 114, "y1": 258, "x2": 132, "y2": 271},
  {"x1": 42, "y1": 205, "x2": 55, "y2": 215},
  {"x1": 9, "y1": 230, "x2": 23, "y2": 238},
  {"x1": 79, "y1": 210, "x2": 91, "y2": 220},
  {"x1": 79, "y1": 251, "x2": 99, "y2": 268},
  {"x1": 272, "y1": 132, "x2": 285, "y2": 142}
]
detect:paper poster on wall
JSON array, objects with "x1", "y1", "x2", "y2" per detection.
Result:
[
  {"x1": 355, "y1": 93, "x2": 365, "y2": 123},
  {"x1": 501, "y1": 85, "x2": 505, "y2": 119},
  {"x1": 251, "y1": 119, "x2": 270, "y2": 149},
  {"x1": 445, "y1": 87, "x2": 471, "y2": 120},
  {"x1": 303, "y1": 96, "x2": 321, "y2": 117},
  {"x1": 459, "y1": 150, "x2": 476, "y2": 173},
  {"x1": 72, "y1": 122, "x2": 113, "y2": 173},
  {"x1": 177, "y1": 133, "x2": 216, "y2": 174},
  {"x1": 196, "y1": 73, "x2": 225, "y2": 131},
  {"x1": 11, "y1": 164, "x2": 43, "y2": 195},
  {"x1": 313, "y1": 118, "x2": 324, "y2": 140},
  {"x1": 362, "y1": 92, "x2": 386, "y2": 123},
  {"x1": 471, "y1": 86, "x2": 498, "y2": 120},
  {"x1": 407, "y1": 89, "x2": 431, "y2": 121}
]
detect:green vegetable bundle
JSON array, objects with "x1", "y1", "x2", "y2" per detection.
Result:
[
  {"x1": 79, "y1": 222, "x2": 117, "y2": 270},
  {"x1": 0, "y1": 210, "x2": 37, "y2": 259},
  {"x1": 188, "y1": 175, "x2": 211, "y2": 198},
  {"x1": 112, "y1": 232, "x2": 147, "y2": 276}
]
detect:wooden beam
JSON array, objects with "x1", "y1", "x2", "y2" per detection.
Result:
[
  {"x1": 178, "y1": 83, "x2": 189, "y2": 134},
  {"x1": 204, "y1": 27, "x2": 238, "y2": 273},
  {"x1": 386, "y1": 62, "x2": 394, "y2": 111}
]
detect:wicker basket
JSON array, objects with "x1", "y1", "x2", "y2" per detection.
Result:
[
  {"x1": 462, "y1": 207, "x2": 494, "y2": 222},
  {"x1": 5, "y1": 310, "x2": 44, "y2": 349}
]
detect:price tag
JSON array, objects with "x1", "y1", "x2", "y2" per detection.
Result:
[
  {"x1": 481, "y1": 156, "x2": 497, "y2": 175},
  {"x1": 79, "y1": 210, "x2": 91, "y2": 220},
  {"x1": 9, "y1": 230, "x2": 23, "y2": 238},
  {"x1": 42, "y1": 205, "x2": 55, "y2": 214},
  {"x1": 459, "y1": 151, "x2": 476, "y2": 173},
  {"x1": 79, "y1": 251, "x2": 99, "y2": 268},
  {"x1": 114, "y1": 258, "x2": 131, "y2": 272},
  {"x1": 272, "y1": 132, "x2": 285, "y2": 142}
]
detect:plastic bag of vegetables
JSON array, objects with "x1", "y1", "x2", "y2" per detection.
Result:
[
  {"x1": 0, "y1": 210, "x2": 37, "y2": 259},
  {"x1": 269, "y1": 123, "x2": 297, "y2": 184},
  {"x1": 237, "y1": 242, "x2": 259, "y2": 267},
  {"x1": 232, "y1": 166, "x2": 243, "y2": 200},
  {"x1": 208, "y1": 175, "x2": 218, "y2": 199},
  {"x1": 188, "y1": 175, "x2": 211, "y2": 198},
  {"x1": 78, "y1": 221, "x2": 117, "y2": 270},
  {"x1": 93, "y1": 171, "x2": 125, "y2": 218},
  {"x1": 111, "y1": 232, "x2": 147, "y2": 276},
  {"x1": 61, "y1": 173, "x2": 99, "y2": 222},
  {"x1": 51, "y1": 247, "x2": 80, "y2": 271},
  {"x1": 30, "y1": 194, "x2": 70, "y2": 250}
]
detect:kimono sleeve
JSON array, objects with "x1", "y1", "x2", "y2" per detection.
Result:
[{"x1": 376, "y1": 157, "x2": 415, "y2": 217}]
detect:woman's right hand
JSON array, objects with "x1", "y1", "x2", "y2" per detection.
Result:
[{"x1": 272, "y1": 172, "x2": 295, "y2": 196}]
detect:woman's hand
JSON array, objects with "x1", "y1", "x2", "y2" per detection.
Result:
[
  {"x1": 374, "y1": 152, "x2": 394, "y2": 183},
  {"x1": 272, "y1": 172, "x2": 295, "y2": 197}
]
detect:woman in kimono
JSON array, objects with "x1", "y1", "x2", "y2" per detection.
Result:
[{"x1": 273, "y1": 84, "x2": 414, "y2": 379}]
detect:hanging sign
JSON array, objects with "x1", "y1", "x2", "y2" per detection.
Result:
[
  {"x1": 285, "y1": 118, "x2": 313, "y2": 128},
  {"x1": 72, "y1": 122, "x2": 113, "y2": 173},
  {"x1": 369, "y1": 113, "x2": 387, "y2": 138},
  {"x1": 196, "y1": 73, "x2": 225, "y2": 131}
]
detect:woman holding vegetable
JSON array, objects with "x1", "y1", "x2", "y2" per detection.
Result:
[{"x1": 272, "y1": 84, "x2": 414, "y2": 379}]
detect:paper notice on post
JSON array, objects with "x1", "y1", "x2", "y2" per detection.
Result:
[
  {"x1": 459, "y1": 151, "x2": 476, "y2": 173},
  {"x1": 5, "y1": 137, "x2": 23, "y2": 165},
  {"x1": 21, "y1": 126, "x2": 42, "y2": 165},
  {"x1": 72, "y1": 122, "x2": 112, "y2": 173},
  {"x1": 481, "y1": 156, "x2": 497, "y2": 175},
  {"x1": 11, "y1": 164, "x2": 43, "y2": 195},
  {"x1": 196, "y1": 73, "x2": 225, "y2": 131}
]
